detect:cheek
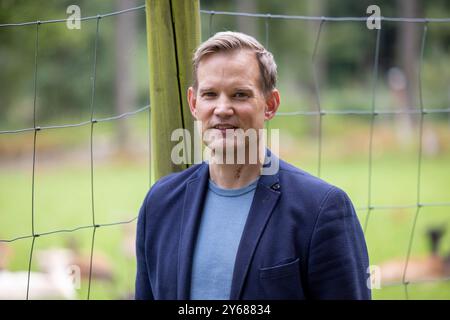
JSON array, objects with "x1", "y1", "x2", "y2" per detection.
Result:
[
  {"x1": 241, "y1": 109, "x2": 265, "y2": 127},
  {"x1": 194, "y1": 105, "x2": 212, "y2": 120}
]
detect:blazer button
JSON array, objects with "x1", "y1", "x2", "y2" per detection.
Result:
[{"x1": 271, "y1": 183, "x2": 280, "y2": 191}]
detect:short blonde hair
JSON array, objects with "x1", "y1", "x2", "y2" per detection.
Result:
[{"x1": 192, "y1": 31, "x2": 277, "y2": 95}]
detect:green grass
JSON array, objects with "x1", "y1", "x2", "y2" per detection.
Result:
[
  {"x1": 0, "y1": 161, "x2": 149, "y2": 299},
  {"x1": 1, "y1": 114, "x2": 449, "y2": 299},
  {"x1": 287, "y1": 153, "x2": 450, "y2": 300}
]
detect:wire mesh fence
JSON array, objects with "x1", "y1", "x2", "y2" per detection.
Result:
[
  {"x1": 201, "y1": 8, "x2": 450, "y2": 298},
  {"x1": 1, "y1": 3, "x2": 449, "y2": 299},
  {"x1": 0, "y1": 4, "x2": 150, "y2": 300}
]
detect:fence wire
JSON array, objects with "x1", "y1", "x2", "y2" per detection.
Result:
[
  {"x1": 204, "y1": 9, "x2": 450, "y2": 299},
  {"x1": 0, "y1": 4, "x2": 449, "y2": 300},
  {"x1": 1, "y1": 5, "x2": 150, "y2": 300}
]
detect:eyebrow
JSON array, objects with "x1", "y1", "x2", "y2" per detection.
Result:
[
  {"x1": 233, "y1": 87, "x2": 254, "y2": 92},
  {"x1": 198, "y1": 87, "x2": 215, "y2": 93},
  {"x1": 198, "y1": 86, "x2": 254, "y2": 93}
]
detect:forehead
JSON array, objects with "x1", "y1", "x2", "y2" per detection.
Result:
[{"x1": 197, "y1": 49, "x2": 261, "y2": 88}]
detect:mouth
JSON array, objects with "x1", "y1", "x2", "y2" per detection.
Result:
[
  {"x1": 209, "y1": 125, "x2": 239, "y2": 138},
  {"x1": 211, "y1": 124, "x2": 239, "y2": 131}
]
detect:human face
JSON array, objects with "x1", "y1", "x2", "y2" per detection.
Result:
[{"x1": 188, "y1": 49, "x2": 279, "y2": 159}]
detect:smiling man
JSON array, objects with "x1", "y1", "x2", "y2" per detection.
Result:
[{"x1": 135, "y1": 31, "x2": 371, "y2": 300}]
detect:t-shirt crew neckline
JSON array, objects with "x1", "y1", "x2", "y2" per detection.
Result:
[{"x1": 208, "y1": 177, "x2": 260, "y2": 197}]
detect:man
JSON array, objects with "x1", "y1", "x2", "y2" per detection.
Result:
[{"x1": 135, "y1": 31, "x2": 371, "y2": 300}]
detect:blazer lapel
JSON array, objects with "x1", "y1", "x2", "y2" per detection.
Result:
[
  {"x1": 229, "y1": 166, "x2": 281, "y2": 300},
  {"x1": 177, "y1": 162, "x2": 209, "y2": 299},
  {"x1": 177, "y1": 149, "x2": 281, "y2": 300}
]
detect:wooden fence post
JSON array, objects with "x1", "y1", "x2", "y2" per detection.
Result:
[{"x1": 145, "y1": 0, "x2": 200, "y2": 183}]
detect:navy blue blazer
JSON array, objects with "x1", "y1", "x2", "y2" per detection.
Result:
[{"x1": 135, "y1": 155, "x2": 371, "y2": 300}]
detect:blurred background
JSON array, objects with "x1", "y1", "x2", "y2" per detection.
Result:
[{"x1": 0, "y1": 0, "x2": 449, "y2": 299}]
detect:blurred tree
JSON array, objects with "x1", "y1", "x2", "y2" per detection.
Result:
[
  {"x1": 393, "y1": 0, "x2": 421, "y2": 146},
  {"x1": 0, "y1": 0, "x2": 449, "y2": 128},
  {"x1": 306, "y1": 0, "x2": 326, "y2": 139},
  {"x1": 114, "y1": 0, "x2": 138, "y2": 152},
  {"x1": 236, "y1": 0, "x2": 257, "y2": 37}
]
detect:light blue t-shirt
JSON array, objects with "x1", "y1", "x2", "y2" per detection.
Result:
[{"x1": 189, "y1": 177, "x2": 259, "y2": 300}]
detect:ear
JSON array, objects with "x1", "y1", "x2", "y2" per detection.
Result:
[
  {"x1": 187, "y1": 87, "x2": 197, "y2": 119},
  {"x1": 264, "y1": 89, "x2": 280, "y2": 120}
]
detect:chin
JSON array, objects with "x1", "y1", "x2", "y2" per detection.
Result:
[{"x1": 209, "y1": 140, "x2": 253, "y2": 164}]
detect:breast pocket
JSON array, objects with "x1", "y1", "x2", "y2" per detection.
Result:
[{"x1": 259, "y1": 258, "x2": 304, "y2": 299}]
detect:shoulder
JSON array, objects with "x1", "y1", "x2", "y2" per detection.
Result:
[
  {"x1": 141, "y1": 162, "x2": 206, "y2": 207},
  {"x1": 277, "y1": 158, "x2": 352, "y2": 216},
  {"x1": 278, "y1": 159, "x2": 339, "y2": 196},
  {"x1": 152, "y1": 162, "x2": 205, "y2": 191}
]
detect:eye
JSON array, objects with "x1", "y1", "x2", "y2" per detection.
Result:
[
  {"x1": 234, "y1": 91, "x2": 249, "y2": 99},
  {"x1": 201, "y1": 91, "x2": 217, "y2": 98}
]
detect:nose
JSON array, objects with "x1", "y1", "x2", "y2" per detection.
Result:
[{"x1": 213, "y1": 94, "x2": 234, "y2": 118}]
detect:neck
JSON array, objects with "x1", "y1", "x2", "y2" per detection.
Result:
[
  {"x1": 207, "y1": 143, "x2": 267, "y2": 189},
  {"x1": 209, "y1": 162, "x2": 261, "y2": 189}
]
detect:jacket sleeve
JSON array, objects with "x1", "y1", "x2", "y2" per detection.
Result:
[
  {"x1": 307, "y1": 187, "x2": 371, "y2": 300},
  {"x1": 135, "y1": 192, "x2": 155, "y2": 300}
]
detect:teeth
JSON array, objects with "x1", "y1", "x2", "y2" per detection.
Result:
[{"x1": 215, "y1": 125, "x2": 236, "y2": 129}]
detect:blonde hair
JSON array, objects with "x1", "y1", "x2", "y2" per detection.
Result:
[{"x1": 192, "y1": 31, "x2": 277, "y2": 95}]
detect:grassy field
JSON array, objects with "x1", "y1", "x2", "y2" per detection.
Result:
[{"x1": 1, "y1": 113, "x2": 449, "y2": 300}]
